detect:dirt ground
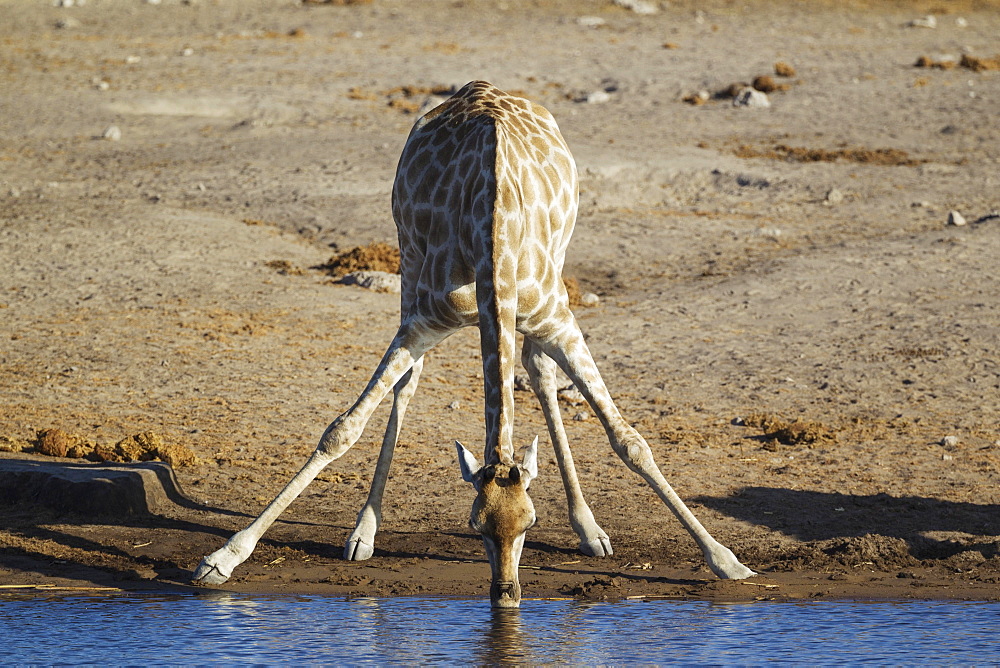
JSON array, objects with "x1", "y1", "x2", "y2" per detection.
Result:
[{"x1": 2, "y1": 0, "x2": 999, "y2": 603}]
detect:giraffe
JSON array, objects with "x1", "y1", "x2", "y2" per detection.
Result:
[{"x1": 193, "y1": 81, "x2": 754, "y2": 607}]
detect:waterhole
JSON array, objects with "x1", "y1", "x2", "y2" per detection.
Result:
[{"x1": 1, "y1": 594, "x2": 997, "y2": 663}]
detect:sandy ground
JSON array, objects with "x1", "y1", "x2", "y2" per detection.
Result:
[{"x1": 1, "y1": 0, "x2": 999, "y2": 603}]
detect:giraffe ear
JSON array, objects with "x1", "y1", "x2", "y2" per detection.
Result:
[
  {"x1": 520, "y1": 436, "x2": 539, "y2": 488},
  {"x1": 455, "y1": 441, "x2": 480, "y2": 486}
]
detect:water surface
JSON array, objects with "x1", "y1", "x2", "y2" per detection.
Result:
[{"x1": 1, "y1": 593, "x2": 998, "y2": 664}]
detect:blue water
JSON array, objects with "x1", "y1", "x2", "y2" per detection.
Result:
[{"x1": 1, "y1": 593, "x2": 998, "y2": 664}]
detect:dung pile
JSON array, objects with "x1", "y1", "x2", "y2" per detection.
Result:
[
  {"x1": 742, "y1": 412, "x2": 837, "y2": 449},
  {"x1": 2, "y1": 428, "x2": 199, "y2": 467},
  {"x1": 317, "y1": 242, "x2": 401, "y2": 278}
]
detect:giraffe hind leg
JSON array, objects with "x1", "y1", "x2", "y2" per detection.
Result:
[
  {"x1": 344, "y1": 356, "x2": 424, "y2": 561},
  {"x1": 521, "y1": 340, "x2": 612, "y2": 557}
]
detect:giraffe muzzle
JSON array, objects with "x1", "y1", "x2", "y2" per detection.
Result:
[{"x1": 491, "y1": 580, "x2": 520, "y2": 607}]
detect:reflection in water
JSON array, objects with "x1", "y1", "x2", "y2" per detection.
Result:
[
  {"x1": 1, "y1": 594, "x2": 999, "y2": 664},
  {"x1": 481, "y1": 608, "x2": 524, "y2": 664}
]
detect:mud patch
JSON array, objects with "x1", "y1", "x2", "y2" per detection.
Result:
[
  {"x1": 734, "y1": 144, "x2": 924, "y2": 166},
  {"x1": 316, "y1": 242, "x2": 401, "y2": 277},
  {"x1": 823, "y1": 534, "x2": 920, "y2": 570}
]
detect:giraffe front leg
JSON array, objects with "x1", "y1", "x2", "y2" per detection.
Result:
[
  {"x1": 344, "y1": 357, "x2": 424, "y2": 561},
  {"x1": 194, "y1": 323, "x2": 443, "y2": 585},
  {"x1": 537, "y1": 318, "x2": 755, "y2": 580},
  {"x1": 521, "y1": 341, "x2": 612, "y2": 557},
  {"x1": 194, "y1": 450, "x2": 333, "y2": 584}
]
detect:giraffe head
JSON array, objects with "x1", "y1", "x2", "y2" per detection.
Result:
[{"x1": 456, "y1": 437, "x2": 538, "y2": 608}]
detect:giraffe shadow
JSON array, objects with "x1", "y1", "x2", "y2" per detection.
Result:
[{"x1": 695, "y1": 486, "x2": 1000, "y2": 559}]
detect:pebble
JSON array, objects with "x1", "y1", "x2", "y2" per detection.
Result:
[
  {"x1": 513, "y1": 374, "x2": 532, "y2": 392},
  {"x1": 682, "y1": 90, "x2": 710, "y2": 105},
  {"x1": 613, "y1": 0, "x2": 658, "y2": 14},
  {"x1": 576, "y1": 16, "x2": 606, "y2": 27},
  {"x1": 55, "y1": 17, "x2": 81, "y2": 29},
  {"x1": 557, "y1": 386, "x2": 585, "y2": 405},
  {"x1": 732, "y1": 87, "x2": 770, "y2": 108},
  {"x1": 101, "y1": 125, "x2": 122, "y2": 141},
  {"x1": 585, "y1": 90, "x2": 612, "y2": 104},
  {"x1": 947, "y1": 210, "x2": 966, "y2": 226},
  {"x1": 941, "y1": 435, "x2": 959, "y2": 448},
  {"x1": 580, "y1": 292, "x2": 600, "y2": 306},
  {"x1": 824, "y1": 188, "x2": 844, "y2": 205},
  {"x1": 572, "y1": 411, "x2": 590, "y2": 422},
  {"x1": 908, "y1": 15, "x2": 937, "y2": 28},
  {"x1": 448, "y1": 400, "x2": 461, "y2": 410},
  {"x1": 338, "y1": 270, "x2": 401, "y2": 293}
]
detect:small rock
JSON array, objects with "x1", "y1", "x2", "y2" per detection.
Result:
[
  {"x1": 572, "y1": 411, "x2": 590, "y2": 422},
  {"x1": 125, "y1": 55, "x2": 141, "y2": 64},
  {"x1": 181, "y1": 47, "x2": 194, "y2": 57},
  {"x1": 912, "y1": 200, "x2": 932, "y2": 208},
  {"x1": 613, "y1": 0, "x2": 658, "y2": 14},
  {"x1": 93, "y1": 78, "x2": 110, "y2": 91},
  {"x1": 941, "y1": 435, "x2": 959, "y2": 448},
  {"x1": 585, "y1": 90, "x2": 612, "y2": 104},
  {"x1": 907, "y1": 15, "x2": 937, "y2": 28},
  {"x1": 101, "y1": 125, "x2": 122, "y2": 141},
  {"x1": 513, "y1": 373, "x2": 532, "y2": 392},
  {"x1": 825, "y1": 188, "x2": 844, "y2": 205},
  {"x1": 557, "y1": 385, "x2": 586, "y2": 405},
  {"x1": 338, "y1": 270, "x2": 401, "y2": 293},
  {"x1": 732, "y1": 87, "x2": 770, "y2": 109},
  {"x1": 580, "y1": 292, "x2": 600, "y2": 307},
  {"x1": 55, "y1": 16, "x2": 81, "y2": 29},
  {"x1": 682, "y1": 90, "x2": 710, "y2": 105},
  {"x1": 947, "y1": 210, "x2": 966, "y2": 226},
  {"x1": 755, "y1": 227, "x2": 783, "y2": 240},
  {"x1": 732, "y1": 416, "x2": 745, "y2": 426},
  {"x1": 448, "y1": 400, "x2": 461, "y2": 410},
  {"x1": 576, "y1": 16, "x2": 606, "y2": 27},
  {"x1": 955, "y1": 17, "x2": 968, "y2": 28}
]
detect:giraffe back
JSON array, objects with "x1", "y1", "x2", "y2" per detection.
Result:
[{"x1": 391, "y1": 81, "x2": 579, "y2": 328}]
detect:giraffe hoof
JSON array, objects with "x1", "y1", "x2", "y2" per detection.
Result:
[
  {"x1": 705, "y1": 543, "x2": 756, "y2": 580},
  {"x1": 580, "y1": 535, "x2": 614, "y2": 558},
  {"x1": 344, "y1": 536, "x2": 375, "y2": 561},
  {"x1": 192, "y1": 558, "x2": 231, "y2": 585}
]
